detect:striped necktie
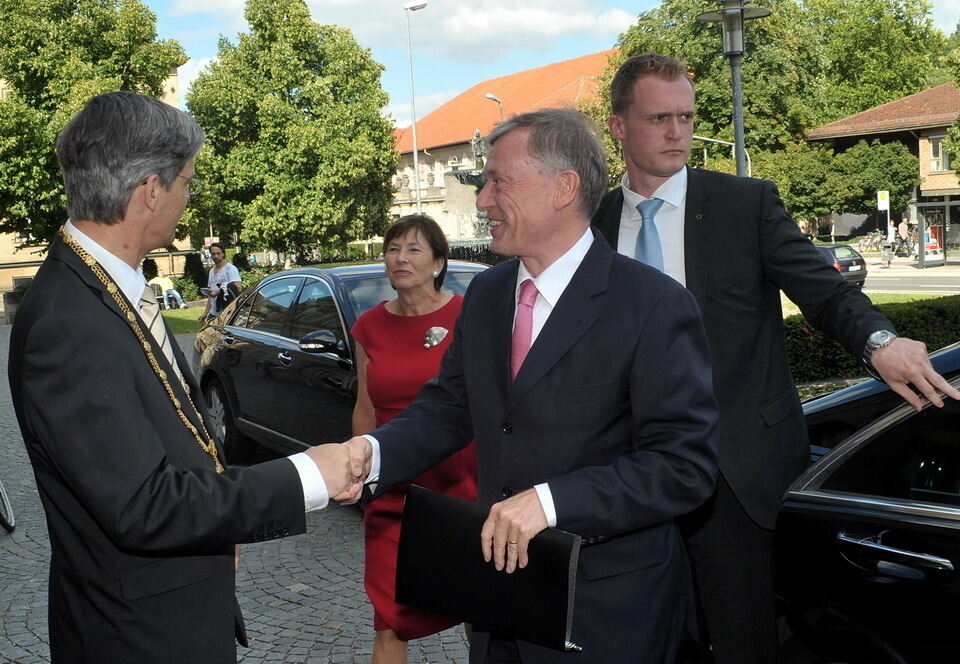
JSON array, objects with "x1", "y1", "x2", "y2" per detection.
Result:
[{"x1": 140, "y1": 285, "x2": 187, "y2": 390}]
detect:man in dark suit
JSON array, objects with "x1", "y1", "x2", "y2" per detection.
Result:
[
  {"x1": 341, "y1": 108, "x2": 720, "y2": 663},
  {"x1": 591, "y1": 53, "x2": 960, "y2": 664},
  {"x1": 7, "y1": 92, "x2": 360, "y2": 664}
]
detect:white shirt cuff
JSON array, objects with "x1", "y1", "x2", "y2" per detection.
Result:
[
  {"x1": 534, "y1": 482, "x2": 557, "y2": 527},
  {"x1": 288, "y1": 453, "x2": 329, "y2": 512},
  {"x1": 363, "y1": 435, "x2": 381, "y2": 493}
]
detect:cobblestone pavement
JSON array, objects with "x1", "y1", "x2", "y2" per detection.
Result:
[{"x1": 0, "y1": 325, "x2": 469, "y2": 663}]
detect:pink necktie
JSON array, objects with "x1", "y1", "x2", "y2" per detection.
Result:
[{"x1": 511, "y1": 279, "x2": 539, "y2": 381}]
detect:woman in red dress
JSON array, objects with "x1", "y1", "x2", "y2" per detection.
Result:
[{"x1": 351, "y1": 215, "x2": 478, "y2": 664}]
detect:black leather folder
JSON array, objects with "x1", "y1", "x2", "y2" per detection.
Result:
[{"x1": 396, "y1": 484, "x2": 582, "y2": 651}]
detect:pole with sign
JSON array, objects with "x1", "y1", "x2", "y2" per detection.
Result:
[{"x1": 876, "y1": 190, "x2": 891, "y2": 241}]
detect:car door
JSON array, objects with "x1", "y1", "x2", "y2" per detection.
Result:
[
  {"x1": 779, "y1": 388, "x2": 960, "y2": 663},
  {"x1": 271, "y1": 276, "x2": 356, "y2": 448},
  {"x1": 222, "y1": 276, "x2": 302, "y2": 436}
]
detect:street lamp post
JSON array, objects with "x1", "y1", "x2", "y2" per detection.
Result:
[
  {"x1": 404, "y1": 1, "x2": 427, "y2": 213},
  {"x1": 483, "y1": 92, "x2": 504, "y2": 123},
  {"x1": 696, "y1": 0, "x2": 771, "y2": 177}
]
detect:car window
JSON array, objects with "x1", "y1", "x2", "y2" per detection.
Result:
[
  {"x1": 242, "y1": 277, "x2": 302, "y2": 337},
  {"x1": 290, "y1": 279, "x2": 345, "y2": 342},
  {"x1": 444, "y1": 270, "x2": 478, "y2": 295},
  {"x1": 342, "y1": 275, "x2": 394, "y2": 316},
  {"x1": 341, "y1": 268, "x2": 482, "y2": 318},
  {"x1": 818, "y1": 401, "x2": 960, "y2": 507},
  {"x1": 833, "y1": 246, "x2": 858, "y2": 260}
]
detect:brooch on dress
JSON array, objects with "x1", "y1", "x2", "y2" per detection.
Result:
[{"x1": 423, "y1": 326, "x2": 449, "y2": 348}]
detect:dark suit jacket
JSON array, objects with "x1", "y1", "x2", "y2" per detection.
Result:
[
  {"x1": 7, "y1": 235, "x2": 307, "y2": 664},
  {"x1": 370, "y1": 231, "x2": 719, "y2": 663},
  {"x1": 593, "y1": 168, "x2": 893, "y2": 528}
]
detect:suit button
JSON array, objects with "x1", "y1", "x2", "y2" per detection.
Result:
[
  {"x1": 502, "y1": 422, "x2": 512, "y2": 433},
  {"x1": 501, "y1": 487, "x2": 513, "y2": 497}
]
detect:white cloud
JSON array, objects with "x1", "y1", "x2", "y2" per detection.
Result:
[
  {"x1": 931, "y1": 0, "x2": 960, "y2": 33},
  {"x1": 387, "y1": 89, "x2": 459, "y2": 127},
  {"x1": 165, "y1": 0, "x2": 634, "y2": 62},
  {"x1": 177, "y1": 57, "x2": 214, "y2": 107}
]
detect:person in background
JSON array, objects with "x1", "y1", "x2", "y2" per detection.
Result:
[
  {"x1": 148, "y1": 273, "x2": 185, "y2": 309},
  {"x1": 351, "y1": 214, "x2": 477, "y2": 664},
  {"x1": 198, "y1": 241, "x2": 242, "y2": 321},
  {"x1": 592, "y1": 52, "x2": 959, "y2": 664},
  {"x1": 897, "y1": 216, "x2": 911, "y2": 256}
]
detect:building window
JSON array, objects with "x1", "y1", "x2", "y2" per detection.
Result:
[{"x1": 930, "y1": 136, "x2": 952, "y2": 172}]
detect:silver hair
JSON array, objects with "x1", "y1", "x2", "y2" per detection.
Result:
[
  {"x1": 486, "y1": 108, "x2": 608, "y2": 217},
  {"x1": 56, "y1": 91, "x2": 205, "y2": 224}
]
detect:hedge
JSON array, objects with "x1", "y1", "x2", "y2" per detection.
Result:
[{"x1": 786, "y1": 294, "x2": 960, "y2": 383}]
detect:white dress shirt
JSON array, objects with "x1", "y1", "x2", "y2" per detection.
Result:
[
  {"x1": 617, "y1": 169, "x2": 688, "y2": 285},
  {"x1": 364, "y1": 228, "x2": 595, "y2": 528},
  {"x1": 64, "y1": 221, "x2": 329, "y2": 512}
]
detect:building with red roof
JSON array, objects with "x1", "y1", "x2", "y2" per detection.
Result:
[
  {"x1": 390, "y1": 49, "x2": 616, "y2": 240},
  {"x1": 808, "y1": 83, "x2": 960, "y2": 258}
]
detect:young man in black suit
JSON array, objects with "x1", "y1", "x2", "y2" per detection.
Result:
[
  {"x1": 341, "y1": 108, "x2": 721, "y2": 663},
  {"x1": 592, "y1": 53, "x2": 960, "y2": 663},
  {"x1": 8, "y1": 92, "x2": 361, "y2": 664}
]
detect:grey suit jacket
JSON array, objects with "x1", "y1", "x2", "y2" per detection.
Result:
[
  {"x1": 593, "y1": 168, "x2": 893, "y2": 527},
  {"x1": 369, "y1": 231, "x2": 719, "y2": 663},
  {"x1": 8, "y1": 234, "x2": 306, "y2": 664}
]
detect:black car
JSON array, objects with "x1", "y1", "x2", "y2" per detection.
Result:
[
  {"x1": 778, "y1": 344, "x2": 960, "y2": 663},
  {"x1": 815, "y1": 244, "x2": 867, "y2": 288},
  {"x1": 192, "y1": 260, "x2": 487, "y2": 462}
]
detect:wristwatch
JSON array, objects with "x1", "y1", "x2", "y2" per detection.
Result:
[{"x1": 864, "y1": 329, "x2": 898, "y2": 365}]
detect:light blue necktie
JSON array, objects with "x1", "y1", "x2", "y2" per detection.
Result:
[{"x1": 634, "y1": 198, "x2": 665, "y2": 272}]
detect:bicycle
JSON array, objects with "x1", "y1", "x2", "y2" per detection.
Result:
[
  {"x1": 857, "y1": 230, "x2": 884, "y2": 253},
  {"x1": 0, "y1": 477, "x2": 15, "y2": 533}
]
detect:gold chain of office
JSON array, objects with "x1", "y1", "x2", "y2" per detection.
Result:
[{"x1": 61, "y1": 227, "x2": 224, "y2": 473}]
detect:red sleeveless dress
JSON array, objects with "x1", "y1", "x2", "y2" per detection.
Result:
[{"x1": 351, "y1": 295, "x2": 478, "y2": 640}]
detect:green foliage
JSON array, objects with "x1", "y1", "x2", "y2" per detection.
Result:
[
  {"x1": 172, "y1": 275, "x2": 199, "y2": 302},
  {"x1": 0, "y1": 0, "x2": 187, "y2": 243},
  {"x1": 831, "y1": 140, "x2": 920, "y2": 214},
  {"x1": 141, "y1": 258, "x2": 158, "y2": 280},
  {"x1": 185, "y1": 0, "x2": 398, "y2": 259},
  {"x1": 597, "y1": 0, "x2": 942, "y2": 201},
  {"x1": 787, "y1": 294, "x2": 960, "y2": 382}
]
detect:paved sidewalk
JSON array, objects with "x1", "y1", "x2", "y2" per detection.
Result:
[{"x1": 0, "y1": 326, "x2": 470, "y2": 663}]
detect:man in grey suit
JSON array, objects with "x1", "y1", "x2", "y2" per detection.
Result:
[
  {"x1": 343, "y1": 108, "x2": 720, "y2": 663},
  {"x1": 591, "y1": 52, "x2": 960, "y2": 663},
  {"x1": 8, "y1": 91, "x2": 359, "y2": 664}
]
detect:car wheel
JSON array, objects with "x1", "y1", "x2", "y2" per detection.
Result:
[{"x1": 203, "y1": 378, "x2": 257, "y2": 465}]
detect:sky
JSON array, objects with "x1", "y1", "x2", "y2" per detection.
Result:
[{"x1": 149, "y1": 0, "x2": 960, "y2": 127}]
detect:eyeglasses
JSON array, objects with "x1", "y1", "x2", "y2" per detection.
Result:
[{"x1": 177, "y1": 174, "x2": 204, "y2": 198}]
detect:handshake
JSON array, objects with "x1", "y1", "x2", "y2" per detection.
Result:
[{"x1": 305, "y1": 437, "x2": 374, "y2": 504}]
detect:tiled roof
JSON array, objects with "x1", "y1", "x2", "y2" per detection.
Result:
[
  {"x1": 807, "y1": 83, "x2": 960, "y2": 140},
  {"x1": 394, "y1": 49, "x2": 617, "y2": 154}
]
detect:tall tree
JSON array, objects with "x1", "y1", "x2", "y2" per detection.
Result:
[
  {"x1": 0, "y1": 0, "x2": 186, "y2": 243},
  {"x1": 592, "y1": 0, "x2": 941, "y2": 214},
  {"x1": 186, "y1": 0, "x2": 397, "y2": 259}
]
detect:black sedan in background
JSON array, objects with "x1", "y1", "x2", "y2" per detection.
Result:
[
  {"x1": 779, "y1": 343, "x2": 960, "y2": 663},
  {"x1": 815, "y1": 244, "x2": 867, "y2": 288},
  {"x1": 193, "y1": 261, "x2": 486, "y2": 462}
]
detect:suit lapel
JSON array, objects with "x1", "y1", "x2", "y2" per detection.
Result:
[
  {"x1": 476, "y1": 261, "x2": 518, "y2": 406},
  {"x1": 593, "y1": 187, "x2": 624, "y2": 249},
  {"x1": 683, "y1": 167, "x2": 711, "y2": 313},
  {"x1": 52, "y1": 234, "x2": 206, "y2": 433},
  {"x1": 506, "y1": 233, "x2": 608, "y2": 412}
]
